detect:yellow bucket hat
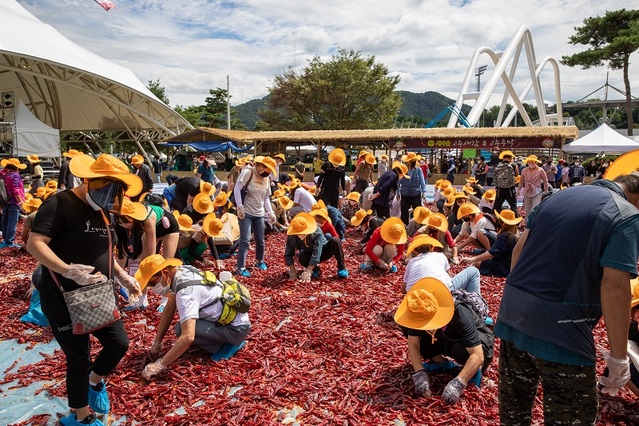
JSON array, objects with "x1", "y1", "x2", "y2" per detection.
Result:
[
  {"x1": 22, "y1": 198, "x2": 42, "y2": 214},
  {"x1": 351, "y1": 209, "x2": 373, "y2": 226},
  {"x1": 345, "y1": 192, "x2": 361, "y2": 203},
  {"x1": 495, "y1": 209, "x2": 522, "y2": 226},
  {"x1": 192, "y1": 192, "x2": 215, "y2": 214},
  {"x1": 394, "y1": 277, "x2": 455, "y2": 330},
  {"x1": 413, "y1": 206, "x2": 431, "y2": 225},
  {"x1": 426, "y1": 213, "x2": 448, "y2": 233},
  {"x1": 203, "y1": 213, "x2": 225, "y2": 237},
  {"x1": 380, "y1": 217, "x2": 407, "y2": 245},
  {"x1": 278, "y1": 195, "x2": 294, "y2": 210},
  {"x1": 63, "y1": 149, "x2": 83, "y2": 158},
  {"x1": 287, "y1": 212, "x2": 317, "y2": 236},
  {"x1": 1, "y1": 158, "x2": 27, "y2": 170},
  {"x1": 328, "y1": 148, "x2": 347, "y2": 167},
  {"x1": 134, "y1": 254, "x2": 183, "y2": 291},
  {"x1": 172, "y1": 211, "x2": 195, "y2": 232},
  {"x1": 130, "y1": 154, "x2": 144, "y2": 165},
  {"x1": 406, "y1": 234, "x2": 443, "y2": 255},
  {"x1": 119, "y1": 197, "x2": 148, "y2": 221},
  {"x1": 457, "y1": 202, "x2": 481, "y2": 220},
  {"x1": 482, "y1": 189, "x2": 496, "y2": 201}
]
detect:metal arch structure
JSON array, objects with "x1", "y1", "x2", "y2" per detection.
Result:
[
  {"x1": 0, "y1": 0, "x2": 192, "y2": 162},
  {"x1": 448, "y1": 25, "x2": 564, "y2": 129}
]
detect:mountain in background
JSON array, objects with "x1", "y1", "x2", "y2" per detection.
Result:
[{"x1": 233, "y1": 91, "x2": 470, "y2": 130}]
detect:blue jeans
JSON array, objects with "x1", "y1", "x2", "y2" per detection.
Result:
[
  {"x1": 237, "y1": 214, "x2": 265, "y2": 270},
  {"x1": 450, "y1": 265, "x2": 481, "y2": 294},
  {"x1": 2, "y1": 203, "x2": 20, "y2": 244}
]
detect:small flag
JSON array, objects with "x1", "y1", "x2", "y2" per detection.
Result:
[{"x1": 94, "y1": 0, "x2": 118, "y2": 11}]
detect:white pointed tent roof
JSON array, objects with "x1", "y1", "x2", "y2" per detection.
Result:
[
  {"x1": 0, "y1": 0, "x2": 191, "y2": 137},
  {"x1": 15, "y1": 100, "x2": 60, "y2": 157},
  {"x1": 563, "y1": 123, "x2": 639, "y2": 154}
]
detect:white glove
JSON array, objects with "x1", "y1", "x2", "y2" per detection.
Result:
[
  {"x1": 299, "y1": 270, "x2": 312, "y2": 283},
  {"x1": 599, "y1": 351, "x2": 630, "y2": 396},
  {"x1": 116, "y1": 272, "x2": 142, "y2": 298},
  {"x1": 237, "y1": 206, "x2": 245, "y2": 220},
  {"x1": 62, "y1": 263, "x2": 106, "y2": 286},
  {"x1": 367, "y1": 194, "x2": 374, "y2": 201},
  {"x1": 149, "y1": 341, "x2": 162, "y2": 356},
  {"x1": 142, "y1": 359, "x2": 166, "y2": 380}
]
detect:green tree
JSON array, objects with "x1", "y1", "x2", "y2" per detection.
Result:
[
  {"x1": 147, "y1": 79, "x2": 170, "y2": 105},
  {"x1": 260, "y1": 48, "x2": 402, "y2": 130},
  {"x1": 561, "y1": 9, "x2": 639, "y2": 136}
]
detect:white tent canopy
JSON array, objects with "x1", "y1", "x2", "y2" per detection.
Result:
[
  {"x1": 563, "y1": 123, "x2": 639, "y2": 154},
  {"x1": 14, "y1": 100, "x2": 60, "y2": 157},
  {"x1": 0, "y1": 0, "x2": 191, "y2": 138}
]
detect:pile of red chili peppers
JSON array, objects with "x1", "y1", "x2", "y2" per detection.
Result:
[{"x1": 1, "y1": 223, "x2": 638, "y2": 425}]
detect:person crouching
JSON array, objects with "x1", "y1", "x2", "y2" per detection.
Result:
[{"x1": 360, "y1": 217, "x2": 406, "y2": 273}]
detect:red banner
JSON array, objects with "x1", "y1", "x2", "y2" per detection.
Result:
[{"x1": 394, "y1": 137, "x2": 561, "y2": 150}]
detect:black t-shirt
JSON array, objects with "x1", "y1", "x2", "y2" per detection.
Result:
[
  {"x1": 175, "y1": 177, "x2": 201, "y2": 199},
  {"x1": 318, "y1": 163, "x2": 345, "y2": 191},
  {"x1": 31, "y1": 190, "x2": 113, "y2": 292},
  {"x1": 404, "y1": 303, "x2": 481, "y2": 355}
]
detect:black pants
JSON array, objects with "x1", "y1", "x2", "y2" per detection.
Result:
[
  {"x1": 40, "y1": 275, "x2": 129, "y2": 409},
  {"x1": 372, "y1": 203, "x2": 390, "y2": 220},
  {"x1": 400, "y1": 194, "x2": 421, "y2": 225},
  {"x1": 353, "y1": 179, "x2": 369, "y2": 194},
  {"x1": 494, "y1": 187, "x2": 519, "y2": 216},
  {"x1": 298, "y1": 237, "x2": 346, "y2": 271},
  {"x1": 320, "y1": 188, "x2": 340, "y2": 208}
]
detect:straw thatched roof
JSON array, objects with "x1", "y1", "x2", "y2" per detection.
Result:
[{"x1": 162, "y1": 126, "x2": 579, "y2": 146}]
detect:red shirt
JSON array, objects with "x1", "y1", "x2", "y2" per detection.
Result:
[
  {"x1": 320, "y1": 221, "x2": 339, "y2": 238},
  {"x1": 365, "y1": 227, "x2": 405, "y2": 264}
]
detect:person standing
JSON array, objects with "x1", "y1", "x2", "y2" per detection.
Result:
[
  {"x1": 27, "y1": 155, "x2": 45, "y2": 195},
  {"x1": 152, "y1": 155, "x2": 163, "y2": 184},
  {"x1": 0, "y1": 158, "x2": 27, "y2": 248},
  {"x1": 130, "y1": 154, "x2": 154, "y2": 201},
  {"x1": 26, "y1": 154, "x2": 142, "y2": 426},
  {"x1": 317, "y1": 148, "x2": 346, "y2": 208},
  {"x1": 234, "y1": 156, "x2": 277, "y2": 277},
  {"x1": 495, "y1": 173, "x2": 639, "y2": 425},
  {"x1": 492, "y1": 150, "x2": 519, "y2": 215},
  {"x1": 399, "y1": 153, "x2": 427, "y2": 225},
  {"x1": 474, "y1": 157, "x2": 488, "y2": 186},
  {"x1": 353, "y1": 153, "x2": 376, "y2": 194},
  {"x1": 541, "y1": 157, "x2": 557, "y2": 189},
  {"x1": 369, "y1": 162, "x2": 407, "y2": 219},
  {"x1": 569, "y1": 159, "x2": 587, "y2": 185},
  {"x1": 446, "y1": 155, "x2": 456, "y2": 184},
  {"x1": 58, "y1": 149, "x2": 82, "y2": 190},
  {"x1": 294, "y1": 157, "x2": 305, "y2": 180},
  {"x1": 196, "y1": 156, "x2": 216, "y2": 184},
  {"x1": 378, "y1": 154, "x2": 389, "y2": 176},
  {"x1": 518, "y1": 155, "x2": 548, "y2": 219},
  {"x1": 313, "y1": 156, "x2": 324, "y2": 177}
]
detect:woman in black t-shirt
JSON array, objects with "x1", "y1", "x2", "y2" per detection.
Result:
[{"x1": 27, "y1": 154, "x2": 142, "y2": 426}]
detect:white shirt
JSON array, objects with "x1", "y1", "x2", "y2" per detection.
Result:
[
  {"x1": 173, "y1": 266, "x2": 250, "y2": 327},
  {"x1": 293, "y1": 187, "x2": 316, "y2": 212},
  {"x1": 460, "y1": 215, "x2": 496, "y2": 239},
  {"x1": 403, "y1": 252, "x2": 452, "y2": 292}
]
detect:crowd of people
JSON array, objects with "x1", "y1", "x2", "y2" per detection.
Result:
[{"x1": 0, "y1": 147, "x2": 637, "y2": 425}]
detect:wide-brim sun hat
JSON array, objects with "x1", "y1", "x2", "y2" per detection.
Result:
[
  {"x1": 457, "y1": 202, "x2": 481, "y2": 220},
  {"x1": 35, "y1": 187, "x2": 47, "y2": 198},
  {"x1": 63, "y1": 149, "x2": 83, "y2": 158},
  {"x1": 394, "y1": 277, "x2": 455, "y2": 331},
  {"x1": 254, "y1": 155, "x2": 277, "y2": 176},
  {"x1": 193, "y1": 192, "x2": 215, "y2": 214},
  {"x1": 603, "y1": 150, "x2": 638, "y2": 181},
  {"x1": 380, "y1": 217, "x2": 407, "y2": 245},
  {"x1": 130, "y1": 154, "x2": 144, "y2": 165},
  {"x1": 310, "y1": 208, "x2": 331, "y2": 223},
  {"x1": 434, "y1": 179, "x2": 443, "y2": 189},
  {"x1": 22, "y1": 198, "x2": 42, "y2": 214},
  {"x1": 381, "y1": 154, "x2": 389, "y2": 161},
  {"x1": 482, "y1": 189, "x2": 496, "y2": 201},
  {"x1": 406, "y1": 234, "x2": 443, "y2": 255},
  {"x1": 402, "y1": 152, "x2": 422, "y2": 163},
  {"x1": 466, "y1": 177, "x2": 478, "y2": 184},
  {"x1": 199, "y1": 180, "x2": 215, "y2": 196},
  {"x1": 213, "y1": 190, "x2": 231, "y2": 207},
  {"x1": 46, "y1": 180, "x2": 58, "y2": 190},
  {"x1": 462, "y1": 185, "x2": 476, "y2": 195},
  {"x1": 134, "y1": 254, "x2": 183, "y2": 291},
  {"x1": 499, "y1": 150, "x2": 515, "y2": 160},
  {"x1": 365, "y1": 153, "x2": 377, "y2": 165},
  {"x1": 203, "y1": 212, "x2": 225, "y2": 237},
  {"x1": 358, "y1": 150, "x2": 369, "y2": 158},
  {"x1": 453, "y1": 191, "x2": 469, "y2": 200},
  {"x1": 413, "y1": 206, "x2": 431, "y2": 224},
  {"x1": 172, "y1": 211, "x2": 195, "y2": 231},
  {"x1": 392, "y1": 161, "x2": 408, "y2": 178},
  {"x1": 278, "y1": 195, "x2": 294, "y2": 210},
  {"x1": 523, "y1": 155, "x2": 541, "y2": 164},
  {"x1": 439, "y1": 180, "x2": 452, "y2": 191},
  {"x1": 1, "y1": 158, "x2": 27, "y2": 170},
  {"x1": 427, "y1": 213, "x2": 448, "y2": 233},
  {"x1": 272, "y1": 188, "x2": 286, "y2": 199},
  {"x1": 27, "y1": 154, "x2": 41, "y2": 164},
  {"x1": 70, "y1": 154, "x2": 143, "y2": 197},
  {"x1": 119, "y1": 197, "x2": 148, "y2": 221},
  {"x1": 328, "y1": 148, "x2": 347, "y2": 167},
  {"x1": 345, "y1": 192, "x2": 361, "y2": 203},
  {"x1": 495, "y1": 209, "x2": 522, "y2": 225},
  {"x1": 351, "y1": 209, "x2": 373, "y2": 226},
  {"x1": 287, "y1": 212, "x2": 317, "y2": 236},
  {"x1": 274, "y1": 153, "x2": 286, "y2": 162}
]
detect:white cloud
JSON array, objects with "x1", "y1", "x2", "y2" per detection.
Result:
[{"x1": 15, "y1": 0, "x2": 638, "y2": 113}]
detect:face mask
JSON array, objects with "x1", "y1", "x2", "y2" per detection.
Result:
[
  {"x1": 260, "y1": 171, "x2": 270, "y2": 178},
  {"x1": 462, "y1": 216, "x2": 471, "y2": 222},
  {"x1": 86, "y1": 179, "x2": 123, "y2": 211},
  {"x1": 150, "y1": 282, "x2": 170, "y2": 296},
  {"x1": 574, "y1": 162, "x2": 580, "y2": 166},
  {"x1": 528, "y1": 163, "x2": 535, "y2": 168}
]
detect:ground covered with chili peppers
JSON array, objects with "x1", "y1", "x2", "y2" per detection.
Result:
[{"x1": 1, "y1": 221, "x2": 639, "y2": 425}]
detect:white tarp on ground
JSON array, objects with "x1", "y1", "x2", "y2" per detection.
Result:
[
  {"x1": 563, "y1": 123, "x2": 639, "y2": 154},
  {"x1": 13, "y1": 100, "x2": 60, "y2": 158}
]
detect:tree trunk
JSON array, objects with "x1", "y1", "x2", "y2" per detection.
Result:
[{"x1": 624, "y1": 54, "x2": 634, "y2": 136}]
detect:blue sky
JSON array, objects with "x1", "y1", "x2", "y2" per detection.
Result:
[{"x1": 16, "y1": 0, "x2": 638, "y2": 109}]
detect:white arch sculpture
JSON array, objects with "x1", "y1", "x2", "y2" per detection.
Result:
[{"x1": 447, "y1": 25, "x2": 564, "y2": 128}]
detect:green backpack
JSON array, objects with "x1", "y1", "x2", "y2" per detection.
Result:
[{"x1": 175, "y1": 270, "x2": 251, "y2": 325}]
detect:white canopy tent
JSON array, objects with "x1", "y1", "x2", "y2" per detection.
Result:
[
  {"x1": 14, "y1": 100, "x2": 60, "y2": 157},
  {"x1": 0, "y1": 0, "x2": 191, "y2": 155},
  {"x1": 563, "y1": 123, "x2": 639, "y2": 154}
]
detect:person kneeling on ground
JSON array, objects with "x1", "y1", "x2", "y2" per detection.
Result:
[
  {"x1": 395, "y1": 277, "x2": 494, "y2": 405},
  {"x1": 285, "y1": 212, "x2": 348, "y2": 282},
  {"x1": 140, "y1": 255, "x2": 250, "y2": 380},
  {"x1": 361, "y1": 217, "x2": 406, "y2": 273},
  {"x1": 454, "y1": 202, "x2": 497, "y2": 253}
]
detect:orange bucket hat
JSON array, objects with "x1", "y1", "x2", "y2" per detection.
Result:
[
  {"x1": 351, "y1": 209, "x2": 373, "y2": 226},
  {"x1": 203, "y1": 213, "x2": 225, "y2": 237},
  {"x1": 119, "y1": 197, "x2": 148, "y2": 221},
  {"x1": 457, "y1": 202, "x2": 480, "y2": 220},
  {"x1": 328, "y1": 148, "x2": 347, "y2": 167},
  {"x1": 380, "y1": 217, "x2": 407, "y2": 245},
  {"x1": 406, "y1": 234, "x2": 443, "y2": 255},
  {"x1": 287, "y1": 212, "x2": 317, "y2": 236},
  {"x1": 427, "y1": 213, "x2": 448, "y2": 233},
  {"x1": 172, "y1": 211, "x2": 195, "y2": 232},
  {"x1": 394, "y1": 277, "x2": 454, "y2": 330},
  {"x1": 495, "y1": 209, "x2": 522, "y2": 225},
  {"x1": 70, "y1": 154, "x2": 143, "y2": 197},
  {"x1": 192, "y1": 192, "x2": 215, "y2": 214},
  {"x1": 134, "y1": 254, "x2": 183, "y2": 291}
]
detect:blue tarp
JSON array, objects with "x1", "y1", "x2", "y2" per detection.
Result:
[{"x1": 165, "y1": 141, "x2": 253, "y2": 153}]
